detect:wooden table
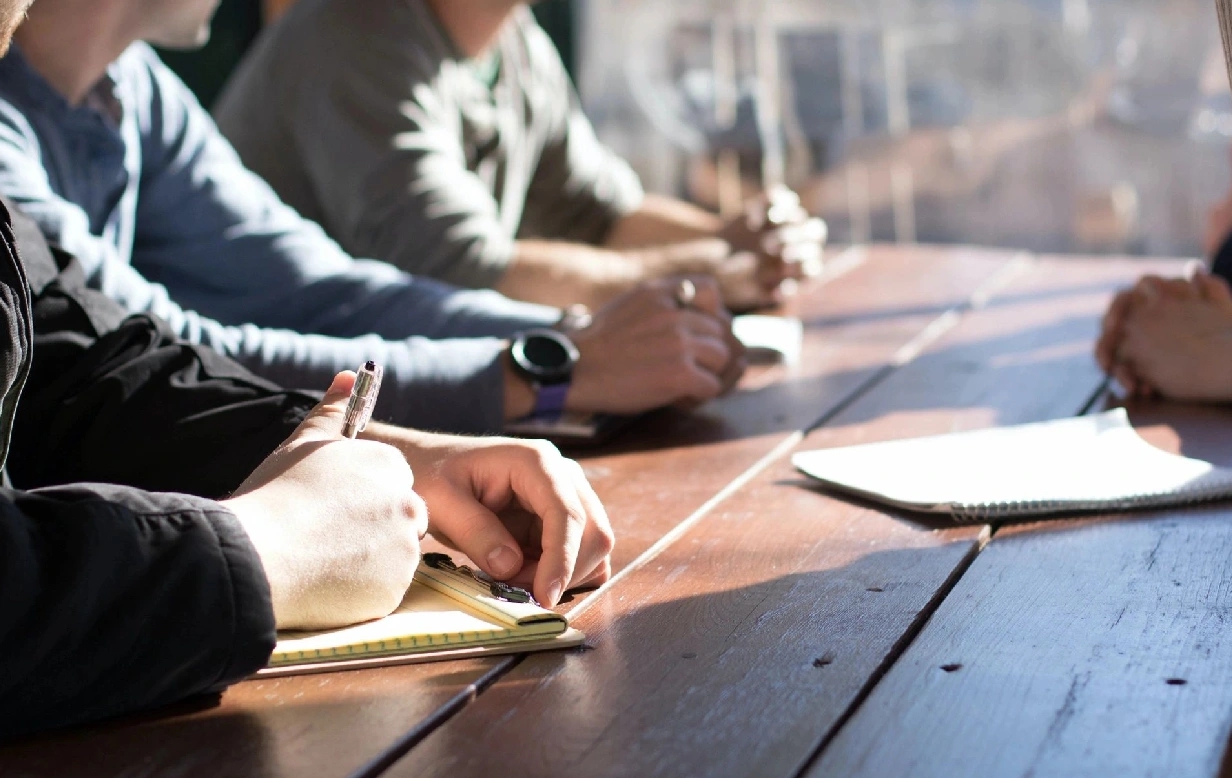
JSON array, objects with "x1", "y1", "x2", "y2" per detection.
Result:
[{"x1": 5, "y1": 245, "x2": 1231, "y2": 778}]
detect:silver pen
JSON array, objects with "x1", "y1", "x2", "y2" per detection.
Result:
[{"x1": 342, "y1": 360, "x2": 384, "y2": 439}]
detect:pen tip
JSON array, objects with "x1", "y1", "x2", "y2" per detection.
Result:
[{"x1": 364, "y1": 360, "x2": 376, "y2": 371}]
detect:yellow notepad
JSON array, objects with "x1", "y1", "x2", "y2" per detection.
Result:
[{"x1": 259, "y1": 554, "x2": 585, "y2": 677}]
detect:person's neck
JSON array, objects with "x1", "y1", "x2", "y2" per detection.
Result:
[
  {"x1": 14, "y1": 1, "x2": 137, "y2": 105},
  {"x1": 425, "y1": 0, "x2": 521, "y2": 58}
]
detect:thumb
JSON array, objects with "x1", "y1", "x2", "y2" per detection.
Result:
[
  {"x1": 424, "y1": 487, "x2": 526, "y2": 582},
  {"x1": 296, "y1": 371, "x2": 358, "y2": 441}
]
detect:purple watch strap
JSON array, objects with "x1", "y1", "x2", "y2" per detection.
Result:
[{"x1": 531, "y1": 382, "x2": 571, "y2": 421}]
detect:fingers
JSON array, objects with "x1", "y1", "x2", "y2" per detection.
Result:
[
  {"x1": 679, "y1": 307, "x2": 729, "y2": 341},
  {"x1": 685, "y1": 330, "x2": 733, "y2": 376},
  {"x1": 675, "y1": 274, "x2": 727, "y2": 319},
  {"x1": 421, "y1": 441, "x2": 615, "y2": 608},
  {"x1": 717, "y1": 348, "x2": 748, "y2": 396},
  {"x1": 1096, "y1": 290, "x2": 1133, "y2": 372},
  {"x1": 405, "y1": 489, "x2": 430, "y2": 542},
  {"x1": 1113, "y1": 360, "x2": 1141, "y2": 396},
  {"x1": 1132, "y1": 275, "x2": 1195, "y2": 305},
  {"x1": 767, "y1": 217, "x2": 828, "y2": 254},
  {"x1": 1197, "y1": 272, "x2": 1232, "y2": 307},
  {"x1": 667, "y1": 309, "x2": 736, "y2": 397},
  {"x1": 295, "y1": 371, "x2": 358, "y2": 441},
  {"x1": 425, "y1": 486, "x2": 527, "y2": 581},
  {"x1": 758, "y1": 218, "x2": 827, "y2": 285},
  {"x1": 558, "y1": 459, "x2": 614, "y2": 588},
  {"x1": 1131, "y1": 276, "x2": 1162, "y2": 307},
  {"x1": 754, "y1": 253, "x2": 796, "y2": 289},
  {"x1": 510, "y1": 445, "x2": 596, "y2": 606}
]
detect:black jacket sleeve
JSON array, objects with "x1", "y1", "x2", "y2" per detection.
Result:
[
  {"x1": 0, "y1": 483, "x2": 277, "y2": 739},
  {"x1": 6, "y1": 205, "x2": 320, "y2": 498},
  {"x1": 0, "y1": 201, "x2": 285, "y2": 737}
]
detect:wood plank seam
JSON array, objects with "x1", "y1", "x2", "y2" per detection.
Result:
[
  {"x1": 348, "y1": 658, "x2": 523, "y2": 778},
  {"x1": 567, "y1": 430, "x2": 807, "y2": 621},
  {"x1": 569, "y1": 252, "x2": 1033, "y2": 622},
  {"x1": 366, "y1": 249, "x2": 1038, "y2": 774},
  {"x1": 813, "y1": 245, "x2": 868, "y2": 285},
  {"x1": 790, "y1": 527, "x2": 993, "y2": 778},
  {"x1": 795, "y1": 263, "x2": 1151, "y2": 776}
]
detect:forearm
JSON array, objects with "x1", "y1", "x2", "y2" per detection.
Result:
[
  {"x1": 604, "y1": 194, "x2": 724, "y2": 249},
  {"x1": 496, "y1": 240, "x2": 645, "y2": 309},
  {"x1": 499, "y1": 235, "x2": 732, "y2": 310},
  {"x1": 0, "y1": 484, "x2": 275, "y2": 738}
]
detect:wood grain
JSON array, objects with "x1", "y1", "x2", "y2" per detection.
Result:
[
  {"x1": 0, "y1": 659, "x2": 505, "y2": 778},
  {"x1": 0, "y1": 246, "x2": 1015, "y2": 778},
  {"x1": 567, "y1": 245, "x2": 1021, "y2": 578},
  {"x1": 810, "y1": 401, "x2": 1232, "y2": 778},
  {"x1": 381, "y1": 255, "x2": 1182, "y2": 778}
]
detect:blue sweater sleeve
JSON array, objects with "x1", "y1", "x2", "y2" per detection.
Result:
[{"x1": 0, "y1": 55, "x2": 557, "y2": 433}]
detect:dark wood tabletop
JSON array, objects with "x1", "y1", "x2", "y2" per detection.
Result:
[{"x1": 4, "y1": 245, "x2": 1229, "y2": 778}]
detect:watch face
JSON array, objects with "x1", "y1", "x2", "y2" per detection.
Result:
[{"x1": 513, "y1": 329, "x2": 578, "y2": 384}]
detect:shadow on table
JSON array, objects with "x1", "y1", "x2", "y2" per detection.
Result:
[
  {"x1": 413, "y1": 501, "x2": 1232, "y2": 777},
  {"x1": 409, "y1": 542, "x2": 983, "y2": 777},
  {"x1": 0, "y1": 700, "x2": 277, "y2": 778},
  {"x1": 0, "y1": 663, "x2": 495, "y2": 778}
]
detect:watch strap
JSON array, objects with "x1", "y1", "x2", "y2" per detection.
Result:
[{"x1": 530, "y1": 381, "x2": 571, "y2": 421}]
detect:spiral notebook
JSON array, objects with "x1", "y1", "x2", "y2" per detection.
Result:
[
  {"x1": 259, "y1": 554, "x2": 584, "y2": 677},
  {"x1": 792, "y1": 409, "x2": 1232, "y2": 522}
]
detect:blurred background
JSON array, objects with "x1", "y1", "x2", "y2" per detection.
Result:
[{"x1": 174, "y1": 0, "x2": 1232, "y2": 259}]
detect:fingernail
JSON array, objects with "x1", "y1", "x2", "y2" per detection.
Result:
[
  {"x1": 546, "y1": 579, "x2": 565, "y2": 607},
  {"x1": 486, "y1": 546, "x2": 519, "y2": 578}
]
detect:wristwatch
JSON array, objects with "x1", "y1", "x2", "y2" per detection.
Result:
[{"x1": 509, "y1": 327, "x2": 580, "y2": 419}]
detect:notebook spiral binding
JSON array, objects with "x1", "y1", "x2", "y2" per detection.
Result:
[{"x1": 948, "y1": 471, "x2": 1232, "y2": 524}]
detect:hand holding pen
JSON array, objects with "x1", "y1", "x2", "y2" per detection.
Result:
[{"x1": 223, "y1": 367, "x2": 428, "y2": 630}]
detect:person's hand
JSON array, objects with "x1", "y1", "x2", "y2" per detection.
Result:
[
  {"x1": 563, "y1": 276, "x2": 747, "y2": 414},
  {"x1": 719, "y1": 186, "x2": 827, "y2": 310},
  {"x1": 364, "y1": 428, "x2": 615, "y2": 607},
  {"x1": 223, "y1": 372, "x2": 427, "y2": 630},
  {"x1": 1095, "y1": 274, "x2": 1198, "y2": 395},
  {"x1": 1113, "y1": 272, "x2": 1232, "y2": 401}
]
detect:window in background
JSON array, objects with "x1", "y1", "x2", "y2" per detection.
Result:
[{"x1": 576, "y1": 0, "x2": 1232, "y2": 258}]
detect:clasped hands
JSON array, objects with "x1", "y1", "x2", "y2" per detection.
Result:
[
  {"x1": 717, "y1": 186, "x2": 828, "y2": 310},
  {"x1": 1095, "y1": 267, "x2": 1232, "y2": 401}
]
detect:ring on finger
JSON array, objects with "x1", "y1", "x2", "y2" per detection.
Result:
[{"x1": 675, "y1": 278, "x2": 697, "y2": 309}]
